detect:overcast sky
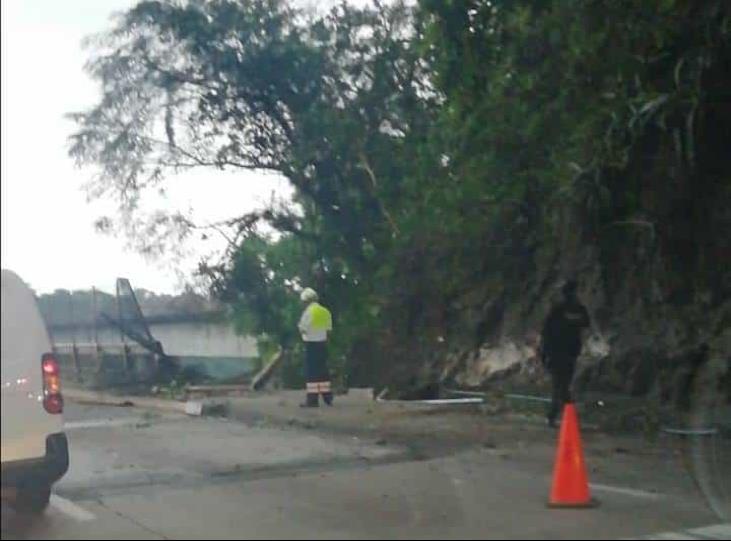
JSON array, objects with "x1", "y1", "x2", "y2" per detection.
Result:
[{"x1": 1, "y1": 0, "x2": 350, "y2": 295}]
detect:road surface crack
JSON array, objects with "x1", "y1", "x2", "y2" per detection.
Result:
[{"x1": 96, "y1": 498, "x2": 170, "y2": 539}]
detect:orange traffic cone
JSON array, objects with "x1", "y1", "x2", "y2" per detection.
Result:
[{"x1": 548, "y1": 402, "x2": 599, "y2": 508}]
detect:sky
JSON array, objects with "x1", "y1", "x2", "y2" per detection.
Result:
[{"x1": 1, "y1": 0, "x2": 309, "y2": 295}]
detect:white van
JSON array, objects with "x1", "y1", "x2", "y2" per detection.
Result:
[{"x1": 1, "y1": 269, "x2": 68, "y2": 513}]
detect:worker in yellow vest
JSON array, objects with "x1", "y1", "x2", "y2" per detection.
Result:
[{"x1": 298, "y1": 288, "x2": 334, "y2": 407}]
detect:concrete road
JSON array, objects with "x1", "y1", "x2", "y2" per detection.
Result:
[{"x1": 1, "y1": 402, "x2": 727, "y2": 540}]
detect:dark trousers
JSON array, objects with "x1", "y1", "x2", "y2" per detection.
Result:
[
  {"x1": 547, "y1": 356, "x2": 576, "y2": 423},
  {"x1": 304, "y1": 341, "x2": 333, "y2": 406}
]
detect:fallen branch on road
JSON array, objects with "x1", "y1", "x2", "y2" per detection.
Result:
[
  {"x1": 376, "y1": 397, "x2": 484, "y2": 405},
  {"x1": 251, "y1": 348, "x2": 284, "y2": 391}
]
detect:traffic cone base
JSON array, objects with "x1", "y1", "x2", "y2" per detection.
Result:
[
  {"x1": 547, "y1": 402, "x2": 599, "y2": 509},
  {"x1": 547, "y1": 498, "x2": 600, "y2": 509}
]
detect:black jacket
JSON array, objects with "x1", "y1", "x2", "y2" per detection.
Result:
[{"x1": 541, "y1": 299, "x2": 590, "y2": 361}]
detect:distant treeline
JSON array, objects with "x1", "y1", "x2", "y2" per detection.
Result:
[{"x1": 37, "y1": 287, "x2": 221, "y2": 326}]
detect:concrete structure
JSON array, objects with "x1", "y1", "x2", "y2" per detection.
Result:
[
  {"x1": 48, "y1": 313, "x2": 258, "y2": 384},
  {"x1": 49, "y1": 314, "x2": 257, "y2": 360}
]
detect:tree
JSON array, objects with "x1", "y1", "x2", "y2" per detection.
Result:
[{"x1": 70, "y1": 0, "x2": 432, "y2": 386}]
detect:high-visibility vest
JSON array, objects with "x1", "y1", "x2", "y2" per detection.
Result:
[{"x1": 298, "y1": 302, "x2": 332, "y2": 342}]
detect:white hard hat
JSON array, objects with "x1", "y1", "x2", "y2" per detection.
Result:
[{"x1": 300, "y1": 288, "x2": 318, "y2": 302}]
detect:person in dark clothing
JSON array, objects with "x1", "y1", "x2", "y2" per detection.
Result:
[{"x1": 541, "y1": 280, "x2": 591, "y2": 428}]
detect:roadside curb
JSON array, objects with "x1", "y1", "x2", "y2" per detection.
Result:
[{"x1": 64, "y1": 388, "x2": 188, "y2": 414}]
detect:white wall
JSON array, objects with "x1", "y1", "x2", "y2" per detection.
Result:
[
  {"x1": 149, "y1": 321, "x2": 257, "y2": 358},
  {"x1": 51, "y1": 320, "x2": 258, "y2": 359}
]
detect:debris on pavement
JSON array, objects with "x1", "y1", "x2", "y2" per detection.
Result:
[
  {"x1": 186, "y1": 384, "x2": 251, "y2": 397},
  {"x1": 185, "y1": 401, "x2": 204, "y2": 416},
  {"x1": 251, "y1": 348, "x2": 283, "y2": 391},
  {"x1": 377, "y1": 397, "x2": 484, "y2": 405}
]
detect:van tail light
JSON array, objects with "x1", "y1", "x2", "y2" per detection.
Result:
[{"x1": 41, "y1": 353, "x2": 63, "y2": 414}]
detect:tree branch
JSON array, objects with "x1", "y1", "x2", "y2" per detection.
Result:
[{"x1": 358, "y1": 149, "x2": 401, "y2": 235}]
